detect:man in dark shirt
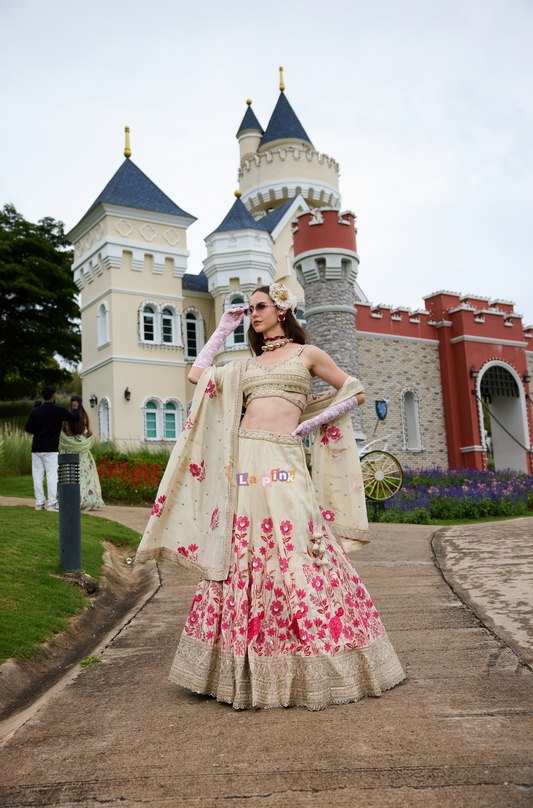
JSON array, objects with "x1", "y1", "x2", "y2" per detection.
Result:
[{"x1": 25, "y1": 385, "x2": 80, "y2": 511}]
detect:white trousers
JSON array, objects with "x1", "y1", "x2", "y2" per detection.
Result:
[{"x1": 32, "y1": 452, "x2": 58, "y2": 507}]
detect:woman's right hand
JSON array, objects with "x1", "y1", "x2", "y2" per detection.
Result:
[{"x1": 219, "y1": 307, "x2": 246, "y2": 334}]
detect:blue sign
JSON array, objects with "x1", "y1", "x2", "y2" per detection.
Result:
[{"x1": 375, "y1": 400, "x2": 388, "y2": 421}]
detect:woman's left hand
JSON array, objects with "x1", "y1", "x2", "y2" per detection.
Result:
[{"x1": 291, "y1": 421, "x2": 314, "y2": 439}]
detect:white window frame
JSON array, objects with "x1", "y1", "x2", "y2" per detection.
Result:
[
  {"x1": 163, "y1": 398, "x2": 184, "y2": 441},
  {"x1": 143, "y1": 397, "x2": 164, "y2": 442},
  {"x1": 98, "y1": 397, "x2": 111, "y2": 441},
  {"x1": 401, "y1": 387, "x2": 424, "y2": 452},
  {"x1": 160, "y1": 303, "x2": 183, "y2": 348},
  {"x1": 97, "y1": 300, "x2": 110, "y2": 349},
  {"x1": 223, "y1": 291, "x2": 250, "y2": 351},
  {"x1": 183, "y1": 307, "x2": 205, "y2": 361},
  {"x1": 139, "y1": 300, "x2": 161, "y2": 345}
]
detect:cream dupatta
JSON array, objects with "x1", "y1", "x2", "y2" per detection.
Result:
[{"x1": 135, "y1": 360, "x2": 369, "y2": 579}]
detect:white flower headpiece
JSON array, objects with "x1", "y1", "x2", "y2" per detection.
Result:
[{"x1": 269, "y1": 282, "x2": 298, "y2": 312}]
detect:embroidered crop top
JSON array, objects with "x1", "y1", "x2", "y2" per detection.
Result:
[{"x1": 242, "y1": 345, "x2": 312, "y2": 412}]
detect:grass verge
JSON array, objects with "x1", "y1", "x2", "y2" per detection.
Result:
[
  {"x1": 0, "y1": 475, "x2": 35, "y2": 498},
  {"x1": 0, "y1": 505, "x2": 142, "y2": 665}
]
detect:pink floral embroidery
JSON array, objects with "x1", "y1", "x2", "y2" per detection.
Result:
[
  {"x1": 329, "y1": 616, "x2": 342, "y2": 643},
  {"x1": 322, "y1": 510, "x2": 335, "y2": 522},
  {"x1": 319, "y1": 425, "x2": 330, "y2": 445},
  {"x1": 205, "y1": 380, "x2": 216, "y2": 399},
  {"x1": 210, "y1": 507, "x2": 219, "y2": 531},
  {"x1": 151, "y1": 494, "x2": 167, "y2": 518},
  {"x1": 182, "y1": 414, "x2": 194, "y2": 432},
  {"x1": 327, "y1": 425, "x2": 341, "y2": 441},
  {"x1": 181, "y1": 504, "x2": 387, "y2": 661},
  {"x1": 189, "y1": 460, "x2": 206, "y2": 482}
]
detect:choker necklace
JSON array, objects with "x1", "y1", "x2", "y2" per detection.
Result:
[
  {"x1": 261, "y1": 337, "x2": 293, "y2": 352},
  {"x1": 263, "y1": 334, "x2": 287, "y2": 342}
]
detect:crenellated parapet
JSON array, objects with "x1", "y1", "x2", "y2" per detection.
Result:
[{"x1": 239, "y1": 147, "x2": 340, "y2": 213}]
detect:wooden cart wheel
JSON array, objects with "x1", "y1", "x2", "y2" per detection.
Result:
[{"x1": 361, "y1": 451, "x2": 403, "y2": 501}]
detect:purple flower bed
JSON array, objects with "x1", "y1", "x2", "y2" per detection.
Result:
[{"x1": 367, "y1": 468, "x2": 533, "y2": 524}]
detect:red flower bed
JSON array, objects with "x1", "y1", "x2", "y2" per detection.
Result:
[{"x1": 96, "y1": 454, "x2": 168, "y2": 502}]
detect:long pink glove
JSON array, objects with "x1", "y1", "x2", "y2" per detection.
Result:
[
  {"x1": 193, "y1": 308, "x2": 245, "y2": 369},
  {"x1": 291, "y1": 396, "x2": 359, "y2": 438}
]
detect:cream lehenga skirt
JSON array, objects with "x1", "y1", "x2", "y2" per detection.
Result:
[{"x1": 170, "y1": 429, "x2": 405, "y2": 710}]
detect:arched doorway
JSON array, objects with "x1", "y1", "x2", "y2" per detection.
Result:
[{"x1": 478, "y1": 362, "x2": 529, "y2": 472}]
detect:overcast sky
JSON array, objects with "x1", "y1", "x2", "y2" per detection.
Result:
[{"x1": 2, "y1": 0, "x2": 532, "y2": 324}]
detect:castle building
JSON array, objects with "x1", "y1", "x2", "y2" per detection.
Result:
[{"x1": 67, "y1": 76, "x2": 533, "y2": 474}]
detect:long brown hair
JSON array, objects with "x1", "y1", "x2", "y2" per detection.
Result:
[
  {"x1": 69, "y1": 394, "x2": 89, "y2": 436},
  {"x1": 247, "y1": 285, "x2": 309, "y2": 357}
]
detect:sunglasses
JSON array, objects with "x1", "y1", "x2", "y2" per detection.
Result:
[{"x1": 243, "y1": 303, "x2": 277, "y2": 316}]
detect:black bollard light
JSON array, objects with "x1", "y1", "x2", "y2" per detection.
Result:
[{"x1": 58, "y1": 454, "x2": 82, "y2": 571}]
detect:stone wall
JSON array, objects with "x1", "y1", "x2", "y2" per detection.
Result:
[
  {"x1": 304, "y1": 262, "x2": 363, "y2": 435},
  {"x1": 356, "y1": 333, "x2": 449, "y2": 470}
]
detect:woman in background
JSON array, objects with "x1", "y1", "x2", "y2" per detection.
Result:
[{"x1": 61, "y1": 395, "x2": 104, "y2": 511}]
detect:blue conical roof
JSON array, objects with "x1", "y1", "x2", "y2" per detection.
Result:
[
  {"x1": 84, "y1": 159, "x2": 195, "y2": 220},
  {"x1": 213, "y1": 198, "x2": 266, "y2": 233},
  {"x1": 259, "y1": 92, "x2": 312, "y2": 149},
  {"x1": 236, "y1": 104, "x2": 263, "y2": 137}
]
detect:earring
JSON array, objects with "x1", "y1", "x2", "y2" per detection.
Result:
[{"x1": 278, "y1": 313, "x2": 285, "y2": 322}]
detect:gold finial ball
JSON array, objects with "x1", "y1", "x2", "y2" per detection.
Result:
[
  {"x1": 246, "y1": 99, "x2": 252, "y2": 105},
  {"x1": 234, "y1": 190, "x2": 242, "y2": 198}
]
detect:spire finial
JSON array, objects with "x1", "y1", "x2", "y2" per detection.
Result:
[
  {"x1": 246, "y1": 99, "x2": 252, "y2": 105},
  {"x1": 235, "y1": 190, "x2": 242, "y2": 198},
  {"x1": 124, "y1": 126, "x2": 131, "y2": 158},
  {"x1": 279, "y1": 66, "x2": 285, "y2": 92}
]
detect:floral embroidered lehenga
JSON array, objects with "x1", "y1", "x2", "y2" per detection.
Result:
[{"x1": 136, "y1": 358, "x2": 405, "y2": 710}]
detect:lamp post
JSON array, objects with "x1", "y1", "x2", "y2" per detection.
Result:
[{"x1": 58, "y1": 454, "x2": 82, "y2": 571}]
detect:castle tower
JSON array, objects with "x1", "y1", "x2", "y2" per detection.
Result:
[
  {"x1": 66, "y1": 133, "x2": 196, "y2": 447},
  {"x1": 202, "y1": 193, "x2": 277, "y2": 362},
  {"x1": 292, "y1": 208, "x2": 365, "y2": 439},
  {"x1": 237, "y1": 70, "x2": 341, "y2": 217}
]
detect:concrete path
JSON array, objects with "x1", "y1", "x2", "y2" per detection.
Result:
[
  {"x1": 0, "y1": 516, "x2": 532, "y2": 806},
  {"x1": 433, "y1": 518, "x2": 533, "y2": 665}
]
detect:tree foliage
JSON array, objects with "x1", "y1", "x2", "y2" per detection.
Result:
[{"x1": 0, "y1": 204, "x2": 81, "y2": 399}]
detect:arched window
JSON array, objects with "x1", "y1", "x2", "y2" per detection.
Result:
[
  {"x1": 144, "y1": 399, "x2": 160, "y2": 441},
  {"x1": 161, "y1": 308, "x2": 173, "y2": 344},
  {"x1": 164, "y1": 399, "x2": 183, "y2": 440},
  {"x1": 401, "y1": 388, "x2": 423, "y2": 451},
  {"x1": 224, "y1": 292, "x2": 250, "y2": 350},
  {"x1": 185, "y1": 312, "x2": 198, "y2": 358},
  {"x1": 183, "y1": 308, "x2": 204, "y2": 361},
  {"x1": 98, "y1": 397, "x2": 111, "y2": 441},
  {"x1": 97, "y1": 301, "x2": 109, "y2": 348},
  {"x1": 143, "y1": 305, "x2": 156, "y2": 342},
  {"x1": 232, "y1": 296, "x2": 245, "y2": 345}
]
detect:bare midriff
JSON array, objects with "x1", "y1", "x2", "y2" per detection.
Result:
[{"x1": 240, "y1": 393, "x2": 306, "y2": 435}]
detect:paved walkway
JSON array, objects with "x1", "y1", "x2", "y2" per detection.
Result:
[{"x1": 0, "y1": 501, "x2": 532, "y2": 806}]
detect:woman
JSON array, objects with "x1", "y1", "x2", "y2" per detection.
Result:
[
  {"x1": 136, "y1": 283, "x2": 405, "y2": 710},
  {"x1": 60, "y1": 395, "x2": 104, "y2": 511}
]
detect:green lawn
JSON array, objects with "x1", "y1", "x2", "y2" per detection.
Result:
[
  {"x1": 0, "y1": 505, "x2": 142, "y2": 665},
  {"x1": 0, "y1": 475, "x2": 35, "y2": 498}
]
